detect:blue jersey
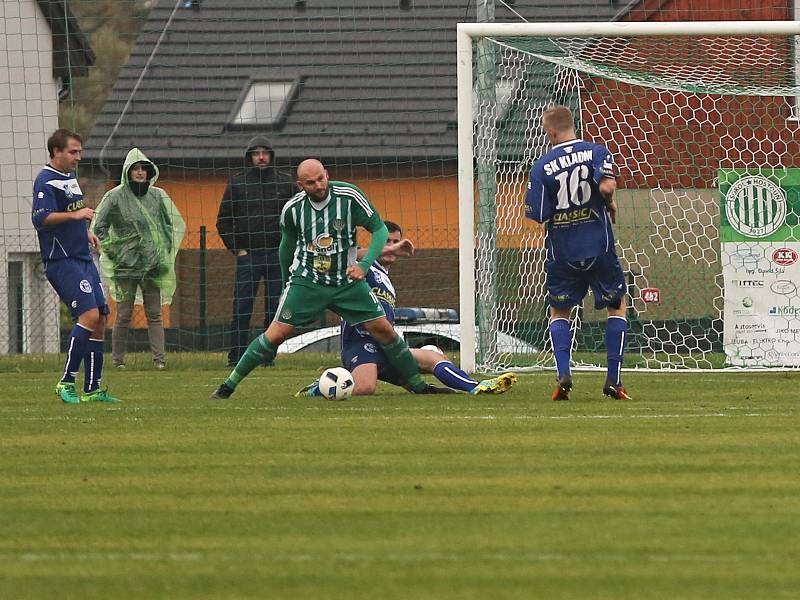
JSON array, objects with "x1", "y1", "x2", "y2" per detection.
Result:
[
  {"x1": 32, "y1": 166, "x2": 91, "y2": 263},
  {"x1": 525, "y1": 139, "x2": 617, "y2": 262},
  {"x1": 341, "y1": 262, "x2": 395, "y2": 347}
]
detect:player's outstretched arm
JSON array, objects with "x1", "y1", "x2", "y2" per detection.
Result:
[
  {"x1": 355, "y1": 237, "x2": 415, "y2": 262},
  {"x1": 356, "y1": 222, "x2": 389, "y2": 273},
  {"x1": 384, "y1": 238, "x2": 414, "y2": 257}
]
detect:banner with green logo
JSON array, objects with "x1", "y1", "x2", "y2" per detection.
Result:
[{"x1": 720, "y1": 169, "x2": 800, "y2": 367}]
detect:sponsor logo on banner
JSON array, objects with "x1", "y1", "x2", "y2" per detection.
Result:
[
  {"x1": 776, "y1": 326, "x2": 800, "y2": 334},
  {"x1": 732, "y1": 279, "x2": 764, "y2": 288},
  {"x1": 772, "y1": 247, "x2": 798, "y2": 266},
  {"x1": 725, "y1": 176, "x2": 787, "y2": 237},
  {"x1": 733, "y1": 296, "x2": 755, "y2": 316},
  {"x1": 728, "y1": 248, "x2": 761, "y2": 270},
  {"x1": 765, "y1": 349, "x2": 800, "y2": 360},
  {"x1": 734, "y1": 322, "x2": 767, "y2": 332},
  {"x1": 768, "y1": 305, "x2": 800, "y2": 317},
  {"x1": 771, "y1": 280, "x2": 798, "y2": 295}
]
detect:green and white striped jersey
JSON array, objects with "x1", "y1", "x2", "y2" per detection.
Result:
[{"x1": 280, "y1": 181, "x2": 383, "y2": 285}]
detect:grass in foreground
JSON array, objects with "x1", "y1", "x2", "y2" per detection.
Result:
[{"x1": 1, "y1": 353, "x2": 798, "y2": 599}]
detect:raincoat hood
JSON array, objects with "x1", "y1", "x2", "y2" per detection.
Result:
[
  {"x1": 245, "y1": 135, "x2": 275, "y2": 165},
  {"x1": 122, "y1": 147, "x2": 159, "y2": 188}
]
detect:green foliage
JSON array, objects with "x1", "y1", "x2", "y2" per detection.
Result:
[
  {"x1": 59, "y1": 1, "x2": 151, "y2": 136},
  {"x1": 2, "y1": 356, "x2": 800, "y2": 599}
]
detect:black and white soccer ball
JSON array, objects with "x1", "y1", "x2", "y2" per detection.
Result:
[{"x1": 319, "y1": 367, "x2": 355, "y2": 401}]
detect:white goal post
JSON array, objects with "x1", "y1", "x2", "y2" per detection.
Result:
[{"x1": 457, "y1": 20, "x2": 800, "y2": 373}]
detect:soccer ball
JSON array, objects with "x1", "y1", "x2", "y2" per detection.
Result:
[{"x1": 319, "y1": 367, "x2": 355, "y2": 401}]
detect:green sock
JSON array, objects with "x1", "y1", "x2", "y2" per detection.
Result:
[
  {"x1": 225, "y1": 334, "x2": 277, "y2": 389},
  {"x1": 380, "y1": 335, "x2": 426, "y2": 392}
]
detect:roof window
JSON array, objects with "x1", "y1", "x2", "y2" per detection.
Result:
[{"x1": 229, "y1": 79, "x2": 299, "y2": 129}]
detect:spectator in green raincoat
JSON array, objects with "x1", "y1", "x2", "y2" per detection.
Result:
[{"x1": 92, "y1": 148, "x2": 185, "y2": 369}]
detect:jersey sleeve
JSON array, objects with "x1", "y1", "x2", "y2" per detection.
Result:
[
  {"x1": 279, "y1": 204, "x2": 297, "y2": 285},
  {"x1": 31, "y1": 177, "x2": 58, "y2": 229},
  {"x1": 593, "y1": 146, "x2": 618, "y2": 184},
  {"x1": 279, "y1": 200, "x2": 297, "y2": 235},
  {"x1": 524, "y1": 162, "x2": 552, "y2": 223},
  {"x1": 347, "y1": 186, "x2": 383, "y2": 231}
]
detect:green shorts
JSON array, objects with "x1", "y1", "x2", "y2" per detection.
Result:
[{"x1": 275, "y1": 277, "x2": 385, "y2": 327}]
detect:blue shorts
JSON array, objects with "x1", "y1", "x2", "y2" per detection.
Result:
[
  {"x1": 45, "y1": 258, "x2": 109, "y2": 320},
  {"x1": 341, "y1": 338, "x2": 405, "y2": 387},
  {"x1": 545, "y1": 251, "x2": 626, "y2": 310}
]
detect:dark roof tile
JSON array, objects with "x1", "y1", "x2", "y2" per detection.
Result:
[{"x1": 84, "y1": 0, "x2": 628, "y2": 166}]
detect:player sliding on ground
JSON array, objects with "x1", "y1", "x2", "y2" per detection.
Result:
[
  {"x1": 296, "y1": 220, "x2": 517, "y2": 397},
  {"x1": 525, "y1": 105, "x2": 631, "y2": 401},
  {"x1": 212, "y1": 159, "x2": 444, "y2": 399}
]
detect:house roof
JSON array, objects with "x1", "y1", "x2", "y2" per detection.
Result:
[
  {"x1": 37, "y1": 0, "x2": 95, "y2": 78},
  {"x1": 84, "y1": 0, "x2": 630, "y2": 168}
]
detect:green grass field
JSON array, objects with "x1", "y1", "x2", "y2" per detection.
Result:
[{"x1": 2, "y1": 353, "x2": 799, "y2": 599}]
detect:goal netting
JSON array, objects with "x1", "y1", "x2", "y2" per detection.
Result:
[{"x1": 459, "y1": 22, "x2": 800, "y2": 372}]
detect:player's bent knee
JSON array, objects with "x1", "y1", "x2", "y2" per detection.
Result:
[
  {"x1": 550, "y1": 307, "x2": 572, "y2": 320},
  {"x1": 266, "y1": 321, "x2": 294, "y2": 346},
  {"x1": 77, "y1": 308, "x2": 101, "y2": 331},
  {"x1": 362, "y1": 318, "x2": 394, "y2": 343},
  {"x1": 353, "y1": 381, "x2": 377, "y2": 396}
]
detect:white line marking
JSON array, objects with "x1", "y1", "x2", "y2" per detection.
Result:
[{"x1": 0, "y1": 550, "x2": 786, "y2": 564}]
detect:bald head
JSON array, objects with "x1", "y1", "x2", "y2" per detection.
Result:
[
  {"x1": 297, "y1": 158, "x2": 325, "y2": 180},
  {"x1": 296, "y1": 158, "x2": 330, "y2": 201}
]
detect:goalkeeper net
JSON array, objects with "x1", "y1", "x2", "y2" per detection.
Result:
[{"x1": 461, "y1": 22, "x2": 800, "y2": 372}]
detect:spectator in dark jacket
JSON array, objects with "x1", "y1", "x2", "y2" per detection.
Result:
[{"x1": 216, "y1": 136, "x2": 297, "y2": 366}]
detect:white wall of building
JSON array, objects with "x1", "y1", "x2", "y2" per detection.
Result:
[{"x1": 0, "y1": 0, "x2": 61, "y2": 353}]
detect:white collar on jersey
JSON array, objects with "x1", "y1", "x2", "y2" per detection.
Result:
[
  {"x1": 308, "y1": 189, "x2": 331, "y2": 211},
  {"x1": 371, "y1": 261, "x2": 389, "y2": 276},
  {"x1": 44, "y1": 165, "x2": 72, "y2": 176},
  {"x1": 552, "y1": 139, "x2": 583, "y2": 150}
]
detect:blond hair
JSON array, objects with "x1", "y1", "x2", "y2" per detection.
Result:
[{"x1": 542, "y1": 105, "x2": 575, "y2": 133}]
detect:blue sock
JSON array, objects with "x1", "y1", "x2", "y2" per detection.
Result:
[
  {"x1": 605, "y1": 316, "x2": 628, "y2": 386},
  {"x1": 84, "y1": 339, "x2": 105, "y2": 393},
  {"x1": 433, "y1": 360, "x2": 478, "y2": 392},
  {"x1": 60, "y1": 323, "x2": 92, "y2": 384},
  {"x1": 549, "y1": 318, "x2": 572, "y2": 379}
]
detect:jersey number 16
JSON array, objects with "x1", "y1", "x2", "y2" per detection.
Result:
[{"x1": 554, "y1": 165, "x2": 591, "y2": 210}]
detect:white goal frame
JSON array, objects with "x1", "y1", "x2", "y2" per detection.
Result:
[{"x1": 456, "y1": 20, "x2": 800, "y2": 373}]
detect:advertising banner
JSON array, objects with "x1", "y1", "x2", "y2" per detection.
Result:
[{"x1": 719, "y1": 169, "x2": 800, "y2": 367}]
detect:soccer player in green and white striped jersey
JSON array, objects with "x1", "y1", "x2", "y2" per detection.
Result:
[{"x1": 212, "y1": 159, "x2": 435, "y2": 399}]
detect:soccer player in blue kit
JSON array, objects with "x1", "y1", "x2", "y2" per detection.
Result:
[
  {"x1": 32, "y1": 129, "x2": 120, "y2": 404},
  {"x1": 296, "y1": 221, "x2": 517, "y2": 397},
  {"x1": 525, "y1": 106, "x2": 631, "y2": 401}
]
